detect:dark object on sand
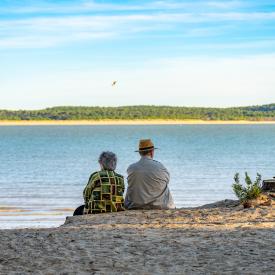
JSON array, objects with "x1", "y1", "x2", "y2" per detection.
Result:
[
  {"x1": 73, "y1": 205, "x2": 85, "y2": 216},
  {"x1": 197, "y1": 199, "x2": 240, "y2": 209},
  {"x1": 262, "y1": 177, "x2": 275, "y2": 192}
]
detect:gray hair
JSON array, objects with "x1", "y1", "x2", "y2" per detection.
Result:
[{"x1": 98, "y1": 151, "x2": 117, "y2": 171}]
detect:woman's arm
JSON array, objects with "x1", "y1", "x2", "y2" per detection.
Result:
[{"x1": 83, "y1": 172, "x2": 98, "y2": 205}]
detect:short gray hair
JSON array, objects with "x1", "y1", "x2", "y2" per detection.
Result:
[{"x1": 98, "y1": 151, "x2": 117, "y2": 171}]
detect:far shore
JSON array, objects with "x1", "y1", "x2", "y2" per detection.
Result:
[{"x1": 1, "y1": 119, "x2": 275, "y2": 126}]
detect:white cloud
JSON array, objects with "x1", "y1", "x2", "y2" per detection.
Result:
[
  {"x1": 195, "y1": 39, "x2": 275, "y2": 50},
  {"x1": 0, "y1": 0, "x2": 244, "y2": 15},
  {"x1": 206, "y1": 1, "x2": 243, "y2": 9},
  {"x1": 1, "y1": 10, "x2": 275, "y2": 49},
  {"x1": 0, "y1": 32, "x2": 116, "y2": 49},
  {"x1": 206, "y1": 12, "x2": 275, "y2": 21}
]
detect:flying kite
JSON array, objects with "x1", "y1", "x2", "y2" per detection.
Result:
[{"x1": 112, "y1": 81, "x2": 117, "y2": 87}]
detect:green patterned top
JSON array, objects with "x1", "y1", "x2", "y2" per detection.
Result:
[{"x1": 83, "y1": 170, "x2": 125, "y2": 214}]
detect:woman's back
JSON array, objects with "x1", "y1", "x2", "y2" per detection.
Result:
[{"x1": 83, "y1": 170, "x2": 125, "y2": 214}]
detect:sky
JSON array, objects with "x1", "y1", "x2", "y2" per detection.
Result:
[{"x1": 0, "y1": 0, "x2": 275, "y2": 110}]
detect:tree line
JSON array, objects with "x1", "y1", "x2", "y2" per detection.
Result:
[{"x1": 0, "y1": 104, "x2": 275, "y2": 121}]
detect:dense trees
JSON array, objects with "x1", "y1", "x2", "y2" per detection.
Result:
[{"x1": 0, "y1": 104, "x2": 274, "y2": 121}]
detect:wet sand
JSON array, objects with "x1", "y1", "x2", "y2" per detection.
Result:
[
  {"x1": 0, "y1": 206, "x2": 28, "y2": 213},
  {"x1": 0, "y1": 200, "x2": 274, "y2": 274}
]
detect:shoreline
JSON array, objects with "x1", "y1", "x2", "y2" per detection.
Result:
[{"x1": 1, "y1": 119, "x2": 275, "y2": 125}]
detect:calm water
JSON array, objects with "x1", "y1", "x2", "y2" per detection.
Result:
[{"x1": 0, "y1": 125, "x2": 274, "y2": 229}]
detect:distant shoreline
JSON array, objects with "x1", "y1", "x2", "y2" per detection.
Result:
[{"x1": 1, "y1": 119, "x2": 275, "y2": 125}]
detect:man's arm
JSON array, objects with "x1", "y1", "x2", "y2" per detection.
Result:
[{"x1": 160, "y1": 163, "x2": 170, "y2": 184}]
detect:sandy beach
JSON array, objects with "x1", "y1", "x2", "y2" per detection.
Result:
[
  {"x1": 0, "y1": 120, "x2": 275, "y2": 126},
  {"x1": 0, "y1": 199, "x2": 274, "y2": 274}
]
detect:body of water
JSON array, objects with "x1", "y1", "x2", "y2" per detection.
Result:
[{"x1": 0, "y1": 125, "x2": 274, "y2": 229}]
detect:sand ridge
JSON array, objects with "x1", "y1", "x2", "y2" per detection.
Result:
[{"x1": 1, "y1": 119, "x2": 275, "y2": 126}]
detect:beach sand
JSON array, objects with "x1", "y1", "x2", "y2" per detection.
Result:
[
  {"x1": 0, "y1": 199, "x2": 274, "y2": 274},
  {"x1": 0, "y1": 119, "x2": 275, "y2": 126}
]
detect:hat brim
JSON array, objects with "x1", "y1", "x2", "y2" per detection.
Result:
[{"x1": 135, "y1": 147, "x2": 158, "y2": 152}]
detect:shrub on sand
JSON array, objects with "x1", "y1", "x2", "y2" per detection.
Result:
[{"x1": 232, "y1": 172, "x2": 262, "y2": 203}]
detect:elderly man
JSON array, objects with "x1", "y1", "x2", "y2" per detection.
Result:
[
  {"x1": 125, "y1": 139, "x2": 175, "y2": 210},
  {"x1": 73, "y1": 151, "x2": 125, "y2": 215}
]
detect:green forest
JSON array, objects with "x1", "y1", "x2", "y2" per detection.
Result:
[{"x1": 0, "y1": 104, "x2": 275, "y2": 121}]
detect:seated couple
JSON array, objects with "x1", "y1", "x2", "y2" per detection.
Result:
[{"x1": 73, "y1": 139, "x2": 175, "y2": 216}]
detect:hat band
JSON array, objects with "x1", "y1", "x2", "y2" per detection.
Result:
[{"x1": 139, "y1": 146, "x2": 154, "y2": 151}]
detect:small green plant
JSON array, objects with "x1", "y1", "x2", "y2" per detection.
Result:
[{"x1": 232, "y1": 172, "x2": 262, "y2": 202}]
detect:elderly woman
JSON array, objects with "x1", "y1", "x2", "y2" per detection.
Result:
[{"x1": 73, "y1": 151, "x2": 125, "y2": 215}]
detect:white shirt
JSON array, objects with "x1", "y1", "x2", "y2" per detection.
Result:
[{"x1": 125, "y1": 156, "x2": 175, "y2": 209}]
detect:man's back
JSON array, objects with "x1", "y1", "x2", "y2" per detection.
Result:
[{"x1": 125, "y1": 156, "x2": 175, "y2": 209}]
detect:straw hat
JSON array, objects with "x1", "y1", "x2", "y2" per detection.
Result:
[{"x1": 135, "y1": 139, "x2": 158, "y2": 152}]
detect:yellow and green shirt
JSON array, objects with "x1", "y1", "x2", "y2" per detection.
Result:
[{"x1": 83, "y1": 170, "x2": 125, "y2": 214}]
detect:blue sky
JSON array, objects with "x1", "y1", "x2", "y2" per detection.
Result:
[{"x1": 1, "y1": 0, "x2": 275, "y2": 109}]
